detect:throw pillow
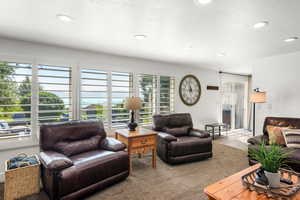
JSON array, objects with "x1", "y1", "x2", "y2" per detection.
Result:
[
  {"x1": 163, "y1": 126, "x2": 190, "y2": 137},
  {"x1": 266, "y1": 125, "x2": 287, "y2": 145},
  {"x1": 55, "y1": 135, "x2": 101, "y2": 156},
  {"x1": 282, "y1": 129, "x2": 300, "y2": 148}
]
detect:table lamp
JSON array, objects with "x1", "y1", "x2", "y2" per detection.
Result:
[
  {"x1": 250, "y1": 88, "x2": 266, "y2": 136},
  {"x1": 125, "y1": 97, "x2": 142, "y2": 131}
]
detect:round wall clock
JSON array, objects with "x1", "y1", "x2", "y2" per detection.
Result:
[{"x1": 179, "y1": 75, "x2": 201, "y2": 106}]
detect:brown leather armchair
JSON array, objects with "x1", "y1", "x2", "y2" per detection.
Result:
[
  {"x1": 153, "y1": 113, "x2": 212, "y2": 164},
  {"x1": 39, "y1": 120, "x2": 129, "y2": 200}
]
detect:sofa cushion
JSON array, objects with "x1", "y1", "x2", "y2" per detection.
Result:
[
  {"x1": 59, "y1": 150, "x2": 129, "y2": 196},
  {"x1": 263, "y1": 117, "x2": 300, "y2": 137},
  {"x1": 40, "y1": 120, "x2": 106, "y2": 151},
  {"x1": 54, "y1": 135, "x2": 101, "y2": 156},
  {"x1": 282, "y1": 129, "x2": 300, "y2": 148},
  {"x1": 167, "y1": 114, "x2": 193, "y2": 128},
  {"x1": 163, "y1": 126, "x2": 190, "y2": 137},
  {"x1": 152, "y1": 113, "x2": 193, "y2": 131},
  {"x1": 247, "y1": 135, "x2": 269, "y2": 145},
  {"x1": 287, "y1": 148, "x2": 300, "y2": 162},
  {"x1": 169, "y1": 136, "x2": 212, "y2": 157},
  {"x1": 266, "y1": 125, "x2": 287, "y2": 145},
  {"x1": 153, "y1": 115, "x2": 170, "y2": 131}
]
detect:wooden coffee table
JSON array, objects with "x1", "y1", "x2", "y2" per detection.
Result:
[
  {"x1": 204, "y1": 163, "x2": 300, "y2": 200},
  {"x1": 115, "y1": 128, "x2": 157, "y2": 174}
]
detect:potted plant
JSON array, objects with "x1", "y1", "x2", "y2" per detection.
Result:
[{"x1": 249, "y1": 142, "x2": 290, "y2": 187}]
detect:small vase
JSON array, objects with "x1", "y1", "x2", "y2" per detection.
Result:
[{"x1": 264, "y1": 171, "x2": 281, "y2": 188}]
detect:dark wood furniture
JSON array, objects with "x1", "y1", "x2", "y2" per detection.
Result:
[
  {"x1": 205, "y1": 123, "x2": 228, "y2": 140},
  {"x1": 115, "y1": 128, "x2": 157, "y2": 174}
]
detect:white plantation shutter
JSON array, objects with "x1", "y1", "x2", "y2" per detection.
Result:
[
  {"x1": 37, "y1": 65, "x2": 72, "y2": 124},
  {"x1": 159, "y1": 76, "x2": 175, "y2": 114},
  {"x1": 80, "y1": 69, "x2": 108, "y2": 126},
  {"x1": 0, "y1": 61, "x2": 32, "y2": 137},
  {"x1": 111, "y1": 72, "x2": 133, "y2": 127},
  {"x1": 138, "y1": 74, "x2": 157, "y2": 125},
  {"x1": 0, "y1": 60, "x2": 177, "y2": 140}
]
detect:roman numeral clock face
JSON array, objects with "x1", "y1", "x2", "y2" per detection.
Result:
[{"x1": 179, "y1": 75, "x2": 201, "y2": 106}]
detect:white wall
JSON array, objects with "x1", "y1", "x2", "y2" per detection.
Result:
[
  {"x1": 0, "y1": 37, "x2": 220, "y2": 181},
  {"x1": 252, "y1": 51, "x2": 300, "y2": 135}
]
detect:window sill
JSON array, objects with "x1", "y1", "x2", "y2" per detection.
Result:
[{"x1": 0, "y1": 135, "x2": 39, "y2": 152}]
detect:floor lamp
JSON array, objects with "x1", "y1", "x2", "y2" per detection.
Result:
[{"x1": 250, "y1": 88, "x2": 266, "y2": 136}]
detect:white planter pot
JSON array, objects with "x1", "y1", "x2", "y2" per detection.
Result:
[{"x1": 264, "y1": 171, "x2": 281, "y2": 188}]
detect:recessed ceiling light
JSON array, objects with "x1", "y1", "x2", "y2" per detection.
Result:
[
  {"x1": 253, "y1": 21, "x2": 269, "y2": 29},
  {"x1": 284, "y1": 37, "x2": 298, "y2": 42},
  {"x1": 134, "y1": 35, "x2": 147, "y2": 40},
  {"x1": 56, "y1": 14, "x2": 73, "y2": 22},
  {"x1": 217, "y1": 52, "x2": 226, "y2": 57},
  {"x1": 194, "y1": 0, "x2": 212, "y2": 5}
]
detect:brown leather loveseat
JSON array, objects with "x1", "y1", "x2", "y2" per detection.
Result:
[
  {"x1": 248, "y1": 117, "x2": 300, "y2": 172},
  {"x1": 39, "y1": 120, "x2": 129, "y2": 200},
  {"x1": 153, "y1": 113, "x2": 212, "y2": 164}
]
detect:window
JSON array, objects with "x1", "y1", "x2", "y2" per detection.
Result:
[
  {"x1": 138, "y1": 74, "x2": 157, "y2": 125},
  {"x1": 159, "y1": 76, "x2": 175, "y2": 114},
  {"x1": 80, "y1": 69, "x2": 108, "y2": 124},
  {"x1": 111, "y1": 72, "x2": 132, "y2": 127},
  {"x1": 38, "y1": 65, "x2": 72, "y2": 123},
  {"x1": 0, "y1": 59, "x2": 176, "y2": 139},
  {"x1": 0, "y1": 61, "x2": 32, "y2": 137}
]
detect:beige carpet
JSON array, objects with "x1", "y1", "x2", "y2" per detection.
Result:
[{"x1": 0, "y1": 142, "x2": 248, "y2": 200}]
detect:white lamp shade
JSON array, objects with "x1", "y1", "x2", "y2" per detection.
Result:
[
  {"x1": 125, "y1": 97, "x2": 142, "y2": 110},
  {"x1": 250, "y1": 91, "x2": 266, "y2": 103}
]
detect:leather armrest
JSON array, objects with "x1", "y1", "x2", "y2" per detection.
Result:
[
  {"x1": 39, "y1": 151, "x2": 73, "y2": 171},
  {"x1": 100, "y1": 137, "x2": 126, "y2": 152},
  {"x1": 157, "y1": 132, "x2": 177, "y2": 142},
  {"x1": 247, "y1": 135, "x2": 268, "y2": 145},
  {"x1": 190, "y1": 129, "x2": 210, "y2": 138}
]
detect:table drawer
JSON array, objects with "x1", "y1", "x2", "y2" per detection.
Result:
[{"x1": 131, "y1": 136, "x2": 155, "y2": 148}]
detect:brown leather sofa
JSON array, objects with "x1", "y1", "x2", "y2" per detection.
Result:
[
  {"x1": 248, "y1": 117, "x2": 300, "y2": 172},
  {"x1": 39, "y1": 120, "x2": 129, "y2": 200},
  {"x1": 153, "y1": 113, "x2": 212, "y2": 164}
]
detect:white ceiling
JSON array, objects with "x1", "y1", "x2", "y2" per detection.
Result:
[{"x1": 0, "y1": 0, "x2": 299, "y2": 74}]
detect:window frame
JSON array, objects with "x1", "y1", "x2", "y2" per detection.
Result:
[
  {"x1": 37, "y1": 64, "x2": 73, "y2": 124},
  {"x1": 0, "y1": 57, "x2": 176, "y2": 142},
  {"x1": 0, "y1": 61, "x2": 33, "y2": 138},
  {"x1": 111, "y1": 71, "x2": 133, "y2": 128},
  {"x1": 138, "y1": 74, "x2": 157, "y2": 125},
  {"x1": 79, "y1": 68, "x2": 109, "y2": 125},
  {"x1": 158, "y1": 76, "x2": 175, "y2": 114},
  {"x1": 137, "y1": 74, "x2": 175, "y2": 126}
]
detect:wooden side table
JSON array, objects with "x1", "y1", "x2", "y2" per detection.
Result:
[
  {"x1": 205, "y1": 123, "x2": 229, "y2": 140},
  {"x1": 115, "y1": 128, "x2": 157, "y2": 174}
]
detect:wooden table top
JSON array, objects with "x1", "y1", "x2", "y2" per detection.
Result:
[
  {"x1": 115, "y1": 128, "x2": 157, "y2": 138},
  {"x1": 204, "y1": 163, "x2": 300, "y2": 200}
]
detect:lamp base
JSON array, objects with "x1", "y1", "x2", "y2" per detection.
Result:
[{"x1": 128, "y1": 122, "x2": 138, "y2": 131}]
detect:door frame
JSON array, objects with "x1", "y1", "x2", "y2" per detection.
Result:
[{"x1": 220, "y1": 74, "x2": 249, "y2": 130}]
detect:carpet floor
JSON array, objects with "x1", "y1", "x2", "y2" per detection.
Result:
[{"x1": 0, "y1": 142, "x2": 248, "y2": 200}]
